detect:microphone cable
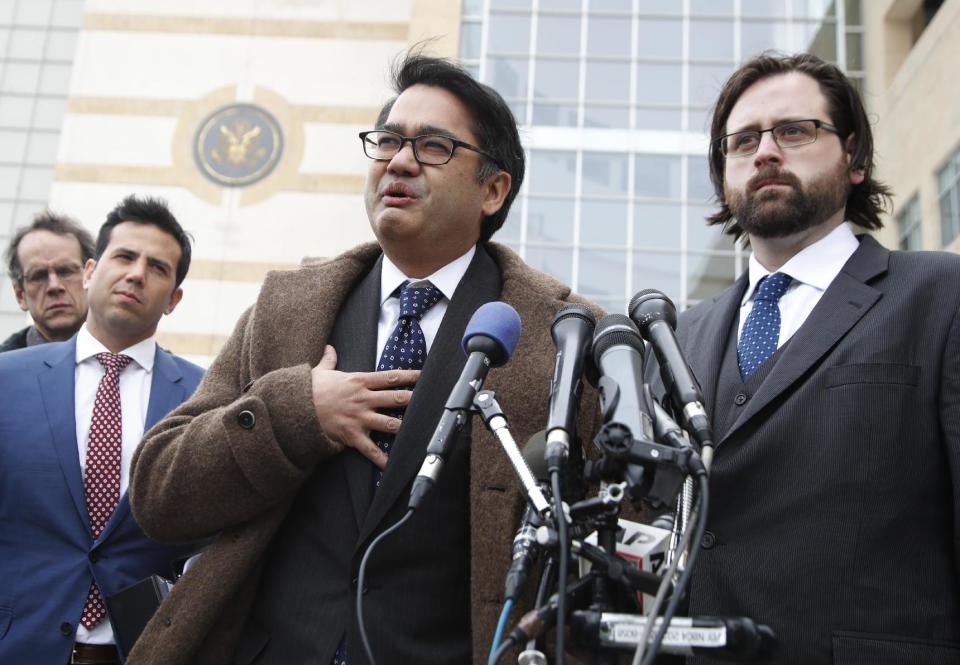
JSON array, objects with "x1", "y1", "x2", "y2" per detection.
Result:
[
  {"x1": 357, "y1": 508, "x2": 414, "y2": 665},
  {"x1": 488, "y1": 597, "x2": 514, "y2": 665},
  {"x1": 551, "y1": 467, "x2": 568, "y2": 665}
]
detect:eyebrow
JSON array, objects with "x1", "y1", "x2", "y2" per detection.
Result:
[
  {"x1": 380, "y1": 122, "x2": 459, "y2": 139},
  {"x1": 727, "y1": 117, "x2": 813, "y2": 134}
]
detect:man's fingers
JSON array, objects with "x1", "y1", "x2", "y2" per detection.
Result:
[
  {"x1": 350, "y1": 435, "x2": 388, "y2": 469},
  {"x1": 365, "y1": 369, "x2": 420, "y2": 389},
  {"x1": 368, "y1": 389, "x2": 414, "y2": 410},
  {"x1": 367, "y1": 412, "x2": 403, "y2": 435},
  {"x1": 316, "y1": 345, "x2": 338, "y2": 371}
]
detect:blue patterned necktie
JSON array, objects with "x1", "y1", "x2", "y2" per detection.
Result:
[
  {"x1": 331, "y1": 280, "x2": 442, "y2": 665},
  {"x1": 737, "y1": 272, "x2": 793, "y2": 380}
]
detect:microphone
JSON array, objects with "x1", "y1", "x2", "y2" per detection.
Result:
[
  {"x1": 504, "y1": 431, "x2": 550, "y2": 601},
  {"x1": 629, "y1": 290, "x2": 713, "y2": 449},
  {"x1": 591, "y1": 314, "x2": 654, "y2": 443},
  {"x1": 545, "y1": 305, "x2": 596, "y2": 470},
  {"x1": 408, "y1": 301, "x2": 521, "y2": 511}
]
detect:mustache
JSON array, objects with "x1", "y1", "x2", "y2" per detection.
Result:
[{"x1": 747, "y1": 168, "x2": 802, "y2": 193}]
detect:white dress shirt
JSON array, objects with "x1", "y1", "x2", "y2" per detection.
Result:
[
  {"x1": 738, "y1": 223, "x2": 860, "y2": 349},
  {"x1": 376, "y1": 245, "x2": 476, "y2": 358},
  {"x1": 74, "y1": 324, "x2": 157, "y2": 644}
]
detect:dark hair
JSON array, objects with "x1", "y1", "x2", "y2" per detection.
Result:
[
  {"x1": 376, "y1": 50, "x2": 525, "y2": 243},
  {"x1": 707, "y1": 52, "x2": 892, "y2": 238},
  {"x1": 97, "y1": 195, "x2": 193, "y2": 287},
  {"x1": 6, "y1": 210, "x2": 95, "y2": 283}
]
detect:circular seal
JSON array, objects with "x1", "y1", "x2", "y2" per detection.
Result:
[{"x1": 193, "y1": 103, "x2": 283, "y2": 187}]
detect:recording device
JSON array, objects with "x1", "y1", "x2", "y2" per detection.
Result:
[
  {"x1": 629, "y1": 289, "x2": 713, "y2": 449},
  {"x1": 408, "y1": 301, "x2": 521, "y2": 510},
  {"x1": 545, "y1": 305, "x2": 596, "y2": 468},
  {"x1": 106, "y1": 575, "x2": 173, "y2": 659}
]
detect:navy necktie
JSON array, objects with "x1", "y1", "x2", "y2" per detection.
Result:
[
  {"x1": 738, "y1": 272, "x2": 793, "y2": 380},
  {"x1": 331, "y1": 281, "x2": 441, "y2": 665}
]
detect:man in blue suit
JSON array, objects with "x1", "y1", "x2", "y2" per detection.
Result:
[{"x1": 0, "y1": 195, "x2": 204, "y2": 665}]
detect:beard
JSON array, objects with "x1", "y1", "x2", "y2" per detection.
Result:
[{"x1": 725, "y1": 159, "x2": 851, "y2": 239}]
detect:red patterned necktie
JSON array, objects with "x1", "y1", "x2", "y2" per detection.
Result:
[{"x1": 80, "y1": 352, "x2": 132, "y2": 629}]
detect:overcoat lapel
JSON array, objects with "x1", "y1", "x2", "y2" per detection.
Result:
[
  {"x1": 336, "y1": 259, "x2": 383, "y2": 532},
  {"x1": 358, "y1": 246, "x2": 501, "y2": 545},
  {"x1": 721, "y1": 236, "x2": 887, "y2": 442},
  {"x1": 38, "y1": 338, "x2": 89, "y2": 533}
]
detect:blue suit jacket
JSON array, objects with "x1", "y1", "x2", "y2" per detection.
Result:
[{"x1": 0, "y1": 336, "x2": 204, "y2": 664}]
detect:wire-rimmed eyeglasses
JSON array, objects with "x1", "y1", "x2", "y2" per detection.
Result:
[
  {"x1": 715, "y1": 119, "x2": 841, "y2": 158},
  {"x1": 359, "y1": 129, "x2": 504, "y2": 168}
]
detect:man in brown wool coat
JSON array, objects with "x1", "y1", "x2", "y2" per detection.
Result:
[{"x1": 127, "y1": 53, "x2": 603, "y2": 665}]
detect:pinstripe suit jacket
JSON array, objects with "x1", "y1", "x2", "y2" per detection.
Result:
[{"x1": 673, "y1": 234, "x2": 960, "y2": 664}]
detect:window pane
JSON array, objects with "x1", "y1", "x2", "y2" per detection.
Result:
[
  {"x1": 587, "y1": 16, "x2": 631, "y2": 57},
  {"x1": 688, "y1": 108, "x2": 710, "y2": 134},
  {"x1": 845, "y1": 0, "x2": 862, "y2": 25},
  {"x1": 9, "y1": 28, "x2": 45, "y2": 59},
  {"x1": 633, "y1": 251, "x2": 682, "y2": 305},
  {"x1": 527, "y1": 197, "x2": 574, "y2": 243},
  {"x1": 691, "y1": 0, "x2": 734, "y2": 14},
  {"x1": 537, "y1": 15, "x2": 582, "y2": 55},
  {"x1": 51, "y1": 0, "x2": 85, "y2": 28},
  {"x1": 487, "y1": 57, "x2": 529, "y2": 98},
  {"x1": 529, "y1": 150, "x2": 577, "y2": 194},
  {"x1": 805, "y1": 21, "x2": 837, "y2": 62},
  {"x1": 741, "y1": 21, "x2": 789, "y2": 59},
  {"x1": 687, "y1": 252, "x2": 737, "y2": 302},
  {"x1": 527, "y1": 246, "x2": 572, "y2": 284},
  {"x1": 491, "y1": 0, "x2": 531, "y2": 9},
  {"x1": 488, "y1": 13, "x2": 531, "y2": 53},
  {"x1": 580, "y1": 199, "x2": 627, "y2": 245},
  {"x1": 460, "y1": 22, "x2": 481, "y2": 60},
  {"x1": 634, "y1": 202, "x2": 681, "y2": 249},
  {"x1": 687, "y1": 204, "x2": 733, "y2": 252},
  {"x1": 0, "y1": 166, "x2": 22, "y2": 198},
  {"x1": 636, "y1": 63, "x2": 681, "y2": 105},
  {"x1": 26, "y1": 131, "x2": 59, "y2": 164},
  {"x1": 45, "y1": 29, "x2": 79, "y2": 60},
  {"x1": 39, "y1": 63, "x2": 72, "y2": 94},
  {"x1": 583, "y1": 105, "x2": 628, "y2": 129},
  {"x1": 635, "y1": 155, "x2": 681, "y2": 199},
  {"x1": 0, "y1": 130, "x2": 28, "y2": 162},
  {"x1": 845, "y1": 32, "x2": 863, "y2": 70},
  {"x1": 578, "y1": 248, "x2": 626, "y2": 297},
  {"x1": 582, "y1": 152, "x2": 628, "y2": 196},
  {"x1": 3, "y1": 63, "x2": 42, "y2": 94},
  {"x1": 533, "y1": 58, "x2": 579, "y2": 101},
  {"x1": 33, "y1": 97, "x2": 67, "y2": 129},
  {"x1": 942, "y1": 190, "x2": 958, "y2": 246},
  {"x1": 741, "y1": 0, "x2": 787, "y2": 17},
  {"x1": 532, "y1": 103, "x2": 578, "y2": 126},
  {"x1": 589, "y1": 0, "x2": 631, "y2": 12},
  {"x1": 687, "y1": 156, "x2": 713, "y2": 204},
  {"x1": 689, "y1": 19, "x2": 734, "y2": 61},
  {"x1": 637, "y1": 108, "x2": 682, "y2": 130},
  {"x1": 797, "y1": 0, "x2": 836, "y2": 20},
  {"x1": 19, "y1": 166, "x2": 53, "y2": 200},
  {"x1": 15, "y1": 0, "x2": 52, "y2": 25},
  {"x1": 0, "y1": 96, "x2": 34, "y2": 128},
  {"x1": 636, "y1": 19, "x2": 682, "y2": 58},
  {"x1": 463, "y1": 0, "x2": 484, "y2": 15},
  {"x1": 689, "y1": 63, "x2": 734, "y2": 107},
  {"x1": 584, "y1": 60, "x2": 629, "y2": 102},
  {"x1": 636, "y1": 1, "x2": 682, "y2": 15},
  {"x1": 499, "y1": 205, "x2": 522, "y2": 242}
]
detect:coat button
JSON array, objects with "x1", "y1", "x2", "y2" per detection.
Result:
[
  {"x1": 734, "y1": 393, "x2": 748, "y2": 406},
  {"x1": 238, "y1": 410, "x2": 256, "y2": 429},
  {"x1": 60, "y1": 622, "x2": 73, "y2": 636},
  {"x1": 89, "y1": 549, "x2": 100, "y2": 563},
  {"x1": 701, "y1": 530, "x2": 717, "y2": 549}
]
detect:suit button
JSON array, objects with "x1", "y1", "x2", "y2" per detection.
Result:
[
  {"x1": 701, "y1": 530, "x2": 717, "y2": 549},
  {"x1": 238, "y1": 410, "x2": 256, "y2": 429},
  {"x1": 89, "y1": 549, "x2": 100, "y2": 563},
  {"x1": 734, "y1": 393, "x2": 748, "y2": 406},
  {"x1": 60, "y1": 621, "x2": 73, "y2": 636}
]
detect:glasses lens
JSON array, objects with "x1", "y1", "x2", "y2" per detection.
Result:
[
  {"x1": 725, "y1": 131, "x2": 761, "y2": 157},
  {"x1": 774, "y1": 120, "x2": 818, "y2": 147},
  {"x1": 363, "y1": 131, "x2": 402, "y2": 159},
  {"x1": 413, "y1": 135, "x2": 455, "y2": 165}
]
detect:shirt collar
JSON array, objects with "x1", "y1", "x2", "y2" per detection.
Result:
[
  {"x1": 75, "y1": 324, "x2": 157, "y2": 372},
  {"x1": 743, "y1": 222, "x2": 859, "y2": 304},
  {"x1": 380, "y1": 245, "x2": 476, "y2": 306}
]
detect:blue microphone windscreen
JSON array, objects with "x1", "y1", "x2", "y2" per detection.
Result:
[{"x1": 461, "y1": 301, "x2": 522, "y2": 364}]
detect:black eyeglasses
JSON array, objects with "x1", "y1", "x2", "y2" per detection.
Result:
[
  {"x1": 21, "y1": 263, "x2": 84, "y2": 287},
  {"x1": 359, "y1": 129, "x2": 503, "y2": 168},
  {"x1": 716, "y1": 119, "x2": 841, "y2": 157}
]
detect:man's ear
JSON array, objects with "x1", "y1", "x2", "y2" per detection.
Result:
[
  {"x1": 13, "y1": 282, "x2": 28, "y2": 311},
  {"x1": 480, "y1": 171, "x2": 512, "y2": 219},
  {"x1": 845, "y1": 133, "x2": 865, "y2": 186}
]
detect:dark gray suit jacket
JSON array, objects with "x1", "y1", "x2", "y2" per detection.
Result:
[{"x1": 673, "y1": 235, "x2": 960, "y2": 664}]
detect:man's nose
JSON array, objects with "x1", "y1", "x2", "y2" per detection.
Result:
[
  {"x1": 753, "y1": 131, "x2": 784, "y2": 167},
  {"x1": 387, "y1": 140, "x2": 422, "y2": 175}
]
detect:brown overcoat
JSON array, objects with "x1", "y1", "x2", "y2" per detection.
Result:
[{"x1": 127, "y1": 242, "x2": 603, "y2": 664}]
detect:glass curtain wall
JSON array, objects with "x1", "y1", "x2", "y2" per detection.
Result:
[{"x1": 461, "y1": 0, "x2": 862, "y2": 313}]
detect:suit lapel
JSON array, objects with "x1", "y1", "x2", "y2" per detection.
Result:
[
  {"x1": 358, "y1": 247, "x2": 501, "y2": 545},
  {"x1": 721, "y1": 236, "x2": 887, "y2": 442},
  {"x1": 99, "y1": 347, "x2": 188, "y2": 544},
  {"x1": 38, "y1": 338, "x2": 90, "y2": 533},
  {"x1": 335, "y1": 259, "x2": 383, "y2": 532}
]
